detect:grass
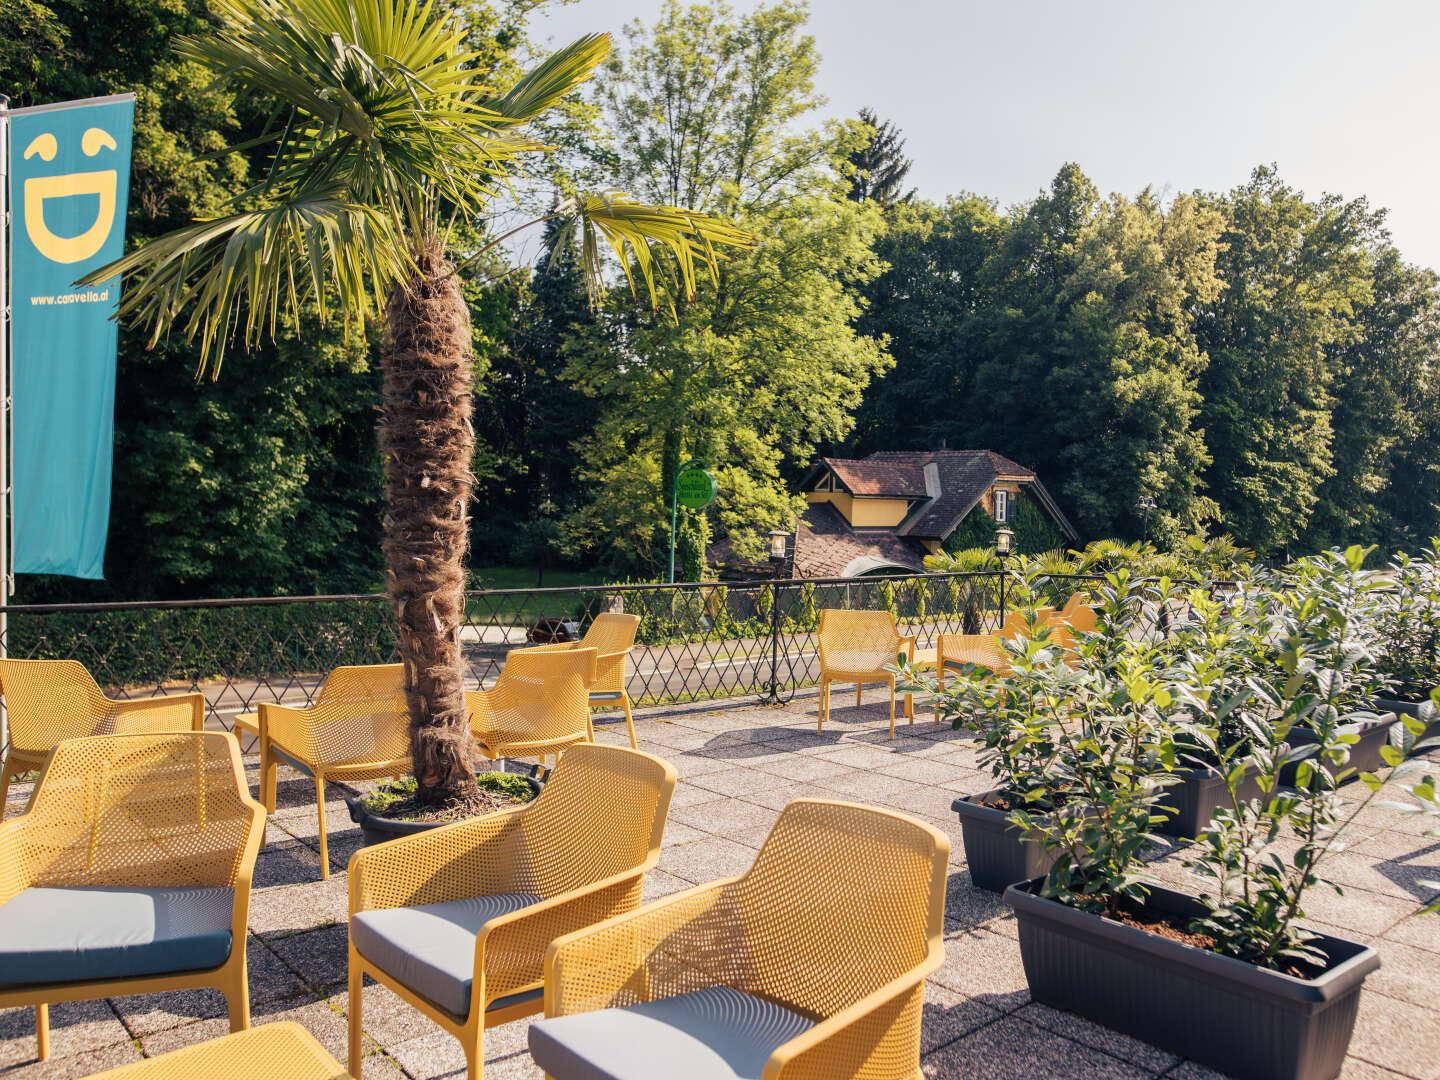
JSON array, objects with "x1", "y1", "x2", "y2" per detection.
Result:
[{"x1": 467, "y1": 564, "x2": 612, "y2": 626}]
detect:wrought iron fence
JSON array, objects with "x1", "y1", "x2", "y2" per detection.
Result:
[
  {"x1": 0, "y1": 572, "x2": 1024, "y2": 732},
  {"x1": 0, "y1": 568, "x2": 1199, "y2": 744}
]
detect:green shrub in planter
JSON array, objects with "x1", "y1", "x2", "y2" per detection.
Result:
[{"x1": 1377, "y1": 545, "x2": 1440, "y2": 703}]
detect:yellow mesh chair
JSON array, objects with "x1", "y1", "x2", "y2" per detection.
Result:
[
  {"x1": 0, "y1": 659, "x2": 205, "y2": 814},
  {"x1": 936, "y1": 606, "x2": 1056, "y2": 684},
  {"x1": 346, "y1": 743, "x2": 676, "y2": 1080},
  {"x1": 816, "y1": 610, "x2": 916, "y2": 739},
  {"x1": 256, "y1": 664, "x2": 409, "y2": 880},
  {"x1": 466, "y1": 648, "x2": 598, "y2": 768},
  {"x1": 512, "y1": 613, "x2": 641, "y2": 748},
  {"x1": 533, "y1": 799, "x2": 950, "y2": 1080},
  {"x1": 81, "y1": 1022, "x2": 348, "y2": 1080},
  {"x1": 0, "y1": 733, "x2": 265, "y2": 1061}
]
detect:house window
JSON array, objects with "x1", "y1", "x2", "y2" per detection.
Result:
[{"x1": 993, "y1": 489, "x2": 1010, "y2": 523}]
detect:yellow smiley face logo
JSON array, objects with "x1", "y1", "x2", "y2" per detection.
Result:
[{"x1": 22, "y1": 127, "x2": 119, "y2": 264}]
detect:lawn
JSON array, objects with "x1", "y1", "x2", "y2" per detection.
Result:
[{"x1": 467, "y1": 564, "x2": 613, "y2": 627}]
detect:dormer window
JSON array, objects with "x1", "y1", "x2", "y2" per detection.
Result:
[{"x1": 993, "y1": 489, "x2": 1010, "y2": 523}]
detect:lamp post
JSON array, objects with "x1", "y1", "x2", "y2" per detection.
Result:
[
  {"x1": 762, "y1": 528, "x2": 790, "y2": 705},
  {"x1": 994, "y1": 527, "x2": 1014, "y2": 623},
  {"x1": 1135, "y1": 496, "x2": 1157, "y2": 541}
]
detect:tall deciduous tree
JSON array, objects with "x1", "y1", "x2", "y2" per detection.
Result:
[
  {"x1": 1195, "y1": 166, "x2": 1374, "y2": 554},
  {"x1": 567, "y1": 0, "x2": 891, "y2": 573},
  {"x1": 92, "y1": 0, "x2": 748, "y2": 805},
  {"x1": 846, "y1": 106, "x2": 914, "y2": 207}
]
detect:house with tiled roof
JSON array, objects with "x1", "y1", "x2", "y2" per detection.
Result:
[{"x1": 713, "y1": 449, "x2": 1078, "y2": 579}]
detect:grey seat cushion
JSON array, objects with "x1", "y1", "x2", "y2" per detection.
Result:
[
  {"x1": 528, "y1": 985, "x2": 816, "y2": 1080},
  {"x1": 350, "y1": 892, "x2": 543, "y2": 1017},
  {"x1": 0, "y1": 885, "x2": 234, "y2": 986}
]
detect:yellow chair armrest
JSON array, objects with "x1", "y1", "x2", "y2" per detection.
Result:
[
  {"x1": 766, "y1": 962, "x2": 938, "y2": 1080},
  {"x1": 108, "y1": 692, "x2": 206, "y2": 731},
  {"x1": 477, "y1": 865, "x2": 651, "y2": 1003},
  {"x1": 258, "y1": 702, "x2": 319, "y2": 763},
  {"x1": 229, "y1": 796, "x2": 268, "y2": 922},
  {"x1": 348, "y1": 805, "x2": 531, "y2": 914},
  {"x1": 544, "y1": 878, "x2": 743, "y2": 1017},
  {"x1": 897, "y1": 634, "x2": 917, "y2": 660},
  {"x1": 0, "y1": 818, "x2": 38, "y2": 905}
]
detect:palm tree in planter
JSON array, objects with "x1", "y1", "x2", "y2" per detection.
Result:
[{"x1": 88, "y1": 0, "x2": 749, "y2": 808}]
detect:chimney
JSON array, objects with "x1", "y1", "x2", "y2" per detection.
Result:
[{"x1": 939, "y1": 437, "x2": 948, "y2": 450}]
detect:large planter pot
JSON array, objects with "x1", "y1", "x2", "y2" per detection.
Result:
[
  {"x1": 1280, "y1": 713, "x2": 1397, "y2": 788},
  {"x1": 1005, "y1": 877, "x2": 1379, "y2": 1080},
  {"x1": 1157, "y1": 762, "x2": 1264, "y2": 839},
  {"x1": 952, "y1": 790, "x2": 1057, "y2": 893},
  {"x1": 1372, "y1": 697, "x2": 1439, "y2": 742},
  {"x1": 345, "y1": 771, "x2": 543, "y2": 848}
]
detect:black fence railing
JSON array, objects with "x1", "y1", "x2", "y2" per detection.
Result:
[{"x1": 0, "y1": 570, "x2": 1140, "y2": 738}]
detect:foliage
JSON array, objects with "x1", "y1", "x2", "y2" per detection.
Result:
[
  {"x1": 943, "y1": 508, "x2": 998, "y2": 554},
  {"x1": 565, "y1": 1, "x2": 890, "y2": 574},
  {"x1": 1377, "y1": 546, "x2": 1440, "y2": 701},
  {"x1": 845, "y1": 107, "x2": 913, "y2": 207},
  {"x1": 1183, "y1": 547, "x2": 1436, "y2": 968},
  {"x1": 358, "y1": 769, "x2": 536, "y2": 815},
  {"x1": 1012, "y1": 492, "x2": 1067, "y2": 555}
]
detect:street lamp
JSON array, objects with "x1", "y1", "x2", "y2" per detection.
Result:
[
  {"x1": 1135, "y1": 496, "x2": 1157, "y2": 539},
  {"x1": 768, "y1": 528, "x2": 789, "y2": 568},
  {"x1": 994, "y1": 527, "x2": 1014, "y2": 559},
  {"x1": 761, "y1": 528, "x2": 792, "y2": 706}
]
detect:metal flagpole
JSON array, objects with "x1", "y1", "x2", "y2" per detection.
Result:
[{"x1": 0, "y1": 91, "x2": 10, "y2": 754}]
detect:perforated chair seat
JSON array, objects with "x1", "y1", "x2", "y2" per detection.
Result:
[
  {"x1": 0, "y1": 886, "x2": 233, "y2": 986},
  {"x1": 529, "y1": 986, "x2": 815, "y2": 1080},
  {"x1": 350, "y1": 892, "x2": 543, "y2": 1016}
]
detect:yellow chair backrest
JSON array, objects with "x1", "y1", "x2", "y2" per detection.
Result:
[
  {"x1": 579, "y1": 613, "x2": 640, "y2": 656},
  {"x1": 470, "y1": 649, "x2": 598, "y2": 750},
  {"x1": 0, "y1": 659, "x2": 163, "y2": 756},
  {"x1": 514, "y1": 743, "x2": 675, "y2": 898},
  {"x1": 731, "y1": 800, "x2": 948, "y2": 1018},
  {"x1": 6, "y1": 732, "x2": 259, "y2": 895},
  {"x1": 817, "y1": 609, "x2": 902, "y2": 660},
  {"x1": 284, "y1": 663, "x2": 409, "y2": 767}
]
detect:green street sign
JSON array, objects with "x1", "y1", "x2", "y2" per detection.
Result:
[{"x1": 675, "y1": 466, "x2": 718, "y2": 510}]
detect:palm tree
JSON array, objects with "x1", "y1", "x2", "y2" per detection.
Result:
[{"x1": 87, "y1": 0, "x2": 750, "y2": 806}]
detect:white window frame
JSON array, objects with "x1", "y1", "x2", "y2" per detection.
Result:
[{"x1": 993, "y1": 489, "x2": 1010, "y2": 523}]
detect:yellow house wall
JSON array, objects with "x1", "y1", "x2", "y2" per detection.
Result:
[{"x1": 805, "y1": 491, "x2": 911, "y2": 527}]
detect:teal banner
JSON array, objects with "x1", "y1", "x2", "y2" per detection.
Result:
[{"x1": 8, "y1": 94, "x2": 133, "y2": 579}]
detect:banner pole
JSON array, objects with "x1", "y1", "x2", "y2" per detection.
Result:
[{"x1": 0, "y1": 91, "x2": 10, "y2": 755}]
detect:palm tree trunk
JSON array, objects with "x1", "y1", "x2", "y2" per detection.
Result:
[{"x1": 381, "y1": 239, "x2": 479, "y2": 805}]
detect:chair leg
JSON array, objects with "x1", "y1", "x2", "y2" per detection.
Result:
[
  {"x1": 888, "y1": 682, "x2": 896, "y2": 740},
  {"x1": 464, "y1": 1025, "x2": 485, "y2": 1080},
  {"x1": 225, "y1": 960, "x2": 251, "y2": 1032},
  {"x1": 35, "y1": 1003, "x2": 48, "y2": 1060},
  {"x1": 818, "y1": 678, "x2": 828, "y2": 734},
  {"x1": 348, "y1": 955, "x2": 364, "y2": 1078},
  {"x1": 0, "y1": 759, "x2": 14, "y2": 818},
  {"x1": 621, "y1": 694, "x2": 637, "y2": 749},
  {"x1": 585, "y1": 709, "x2": 595, "y2": 743},
  {"x1": 315, "y1": 776, "x2": 330, "y2": 880},
  {"x1": 856, "y1": 683, "x2": 863, "y2": 707},
  {"x1": 260, "y1": 742, "x2": 278, "y2": 814}
]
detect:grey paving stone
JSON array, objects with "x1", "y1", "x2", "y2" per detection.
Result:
[
  {"x1": 666, "y1": 779, "x2": 731, "y2": 808},
  {"x1": 658, "y1": 820, "x2": 710, "y2": 847},
  {"x1": 248, "y1": 876, "x2": 350, "y2": 937},
  {"x1": 685, "y1": 766, "x2": 793, "y2": 798},
  {"x1": 656, "y1": 835, "x2": 759, "y2": 884},
  {"x1": 0, "y1": 1000, "x2": 128, "y2": 1070},
  {"x1": 109, "y1": 986, "x2": 230, "y2": 1038},
  {"x1": 930, "y1": 928, "x2": 1031, "y2": 1012},
  {"x1": 387, "y1": 1029, "x2": 466, "y2": 1079},
  {"x1": 921, "y1": 982, "x2": 1003, "y2": 1053},
  {"x1": 748, "y1": 754, "x2": 857, "y2": 782},
  {"x1": 670, "y1": 796, "x2": 780, "y2": 835},
  {"x1": 0, "y1": 1036, "x2": 142, "y2": 1079},
  {"x1": 1345, "y1": 985, "x2": 1440, "y2": 1079},
  {"x1": 641, "y1": 868, "x2": 694, "y2": 901},
  {"x1": 1018, "y1": 1001, "x2": 1181, "y2": 1072},
  {"x1": 351, "y1": 980, "x2": 437, "y2": 1047},
  {"x1": 251, "y1": 836, "x2": 329, "y2": 888},
  {"x1": 922, "y1": 1015, "x2": 1153, "y2": 1079},
  {"x1": 268, "y1": 924, "x2": 352, "y2": 991}
]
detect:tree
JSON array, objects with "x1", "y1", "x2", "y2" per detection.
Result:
[
  {"x1": 93, "y1": 0, "x2": 748, "y2": 807},
  {"x1": 1195, "y1": 167, "x2": 1374, "y2": 554},
  {"x1": 846, "y1": 106, "x2": 914, "y2": 207},
  {"x1": 567, "y1": 0, "x2": 891, "y2": 573}
]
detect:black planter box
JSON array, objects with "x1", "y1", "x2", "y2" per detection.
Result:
[
  {"x1": 1158, "y1": 762, "x2": 1264, "y2": 839},
  {"x1": 1280, "y1": 714, "x2": 1396, "y2": 788},
  {"x1": 1372, "y1": 698, "x2": 1439, "y2": 742},
  {"x1": 345, "y1": 771, "x2": 542, "y2": 848},
  {"x1": 1005, "y1": 878, "x2": 1379, "y2": 1080},
  {"x1": 952, "y1": 790, "x2": 1057, "y2": 893}
]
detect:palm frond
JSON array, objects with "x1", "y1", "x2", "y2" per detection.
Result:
[
  {"x1": 564, "y1": 191, "x2": 754, "y2": 312},
  {"x1": 480, "y1": 34, "x2": 611, "y2": 123},
  {"x1": 83, "y1": 191, "x2": 409, "y2": 376}
]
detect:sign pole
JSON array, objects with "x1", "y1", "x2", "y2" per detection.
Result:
[
  {"x1": 669, "y1": 459, "x2": 717, "y2": 584},
  {"x1": 0, "y1": 92, "x2": 10, "y2": 753}
]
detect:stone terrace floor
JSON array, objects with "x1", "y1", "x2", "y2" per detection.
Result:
[{"x1": 2, "y1": 692, "x2": 1438, "y2": 1080}]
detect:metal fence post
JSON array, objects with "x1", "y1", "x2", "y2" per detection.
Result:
[
  {"x1": 999, "y1": 571, "x2": 1007, "y2": 629},
  {"x1": 761, "y1": 577, "x2": 783, "y2": 705}
]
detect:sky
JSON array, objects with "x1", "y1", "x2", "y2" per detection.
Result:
[{"x1": 526, "y1": 0, "x2": 1440, "y2": 271}]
